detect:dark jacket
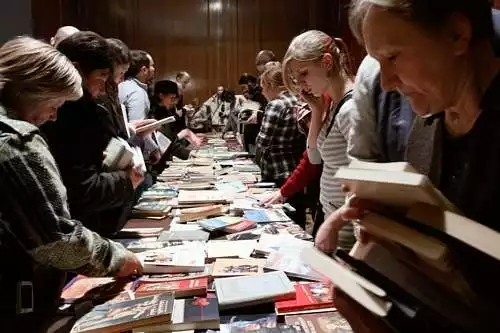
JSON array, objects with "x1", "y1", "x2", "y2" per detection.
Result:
[
  {"x1": 405, "y1": 72, "x2": 500, "y2": 326},
  {"x1": 153, "y1": 105, "x2": 186, "y2": 139},
  {"x1": 41, "y1": 91, "x2": 135, "y2": 237},
  {"x1": 0, "y1": 109, "x2": 128, "y2": 331},
  {"x1": 152, "y1": 105, "x2": 191, "y2": 161}
]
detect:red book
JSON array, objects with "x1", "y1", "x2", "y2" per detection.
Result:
[
  {"x1": 223, "y1": 220, "x2": 257, "y2": 233},
  {"x1": 61, "y1": 275, "x2": 133, "y2": 303},
  {"x1": 134, "y1": 277, "x2": 208, "y2": 298},
  {"x1": 275, "y1": 282, "x2": 335, "y2": 314}
]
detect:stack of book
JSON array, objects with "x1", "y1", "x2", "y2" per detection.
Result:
[{"x1": 66, "y1": 134, "x2": 352, "y2": 333}]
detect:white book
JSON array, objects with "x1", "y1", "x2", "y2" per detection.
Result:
[
  {"x1": 136, "y1": 116, "x2": 176, "y2": 134},
  {"x1": 102, "y1": 137, "x2": 135, "y2": 171},
  {"x1": 177, "y1": 190, "x2": 227, "y2": 205},
  {"x1": 214, "y1": 271, "x2": 295, "y2": 310},
  {"x1": 334, "y1": 167, "x2": 458, "y2": 212},
  {"x1": 138, "y1": 244, "x2": 206, "y2": 274},
  {"x1": 255, "y1": 233, "x2": 312, "y2": 256},
  {"x1": 206, "y1": 240, "x2": 257, "y2": 259},
  {"x1": 155, "y1": 132, "x2": 172, "y2": 155}
]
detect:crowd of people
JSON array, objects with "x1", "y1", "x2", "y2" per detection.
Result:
[{"x1": 2, "y1": 0, "x2": 500, "y2": 331}]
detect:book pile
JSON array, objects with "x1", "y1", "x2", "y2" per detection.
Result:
[
  {"x1": 297, "y1": 160, "x2": 500, "y2": 332},
  {"x1": 66, "y1": 134, "x2": 351, "y2": 333}
]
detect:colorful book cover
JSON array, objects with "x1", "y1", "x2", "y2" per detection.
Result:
[
  {"x1": 275, "y1": 282, "x2": 334, "y2": 314},
  {"x1": 224, "y1": 220, "x2": 257, "y2": 233},
  {"x1": 61, "y1": 276, "x2": 130, "y2": 303},
  {"x1": 171, "y1": 296, "x2": 220, "y2": 327},
  {"x1": 219, "y1": 314, "x2": 277, "y2": 333},
  {"x1": 285, "y1": 312, "x2": 352, "y2": 333},
  {"x1": 70, "y1": 293, "x2": 174, "y2": 333},
  {"x1": 263, "y1": 222, "x2": 313, "y2": 241},
  {"x1": 134, "y1": 277, "x2": 208, "y2": 298}
]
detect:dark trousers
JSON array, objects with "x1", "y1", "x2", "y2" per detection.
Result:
[
  {"x1": 312, "y1": 202, "x2": 324, "y2": 237},
  {"x1": 273, "y1": 178, "x2": 307, "y2": 229}
]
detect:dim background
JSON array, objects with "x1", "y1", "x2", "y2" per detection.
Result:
[{"x1": 3, "y1": 0, "x2": 499, "y2": 102}]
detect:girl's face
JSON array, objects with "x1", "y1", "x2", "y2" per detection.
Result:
[
  {"x1": 160, "y1": 93, "x2": 178, "y2": 108},
  {"x1": 288, "y1": 54, "x2": 333, "y2": 96}
]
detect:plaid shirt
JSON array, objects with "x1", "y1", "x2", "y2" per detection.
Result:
[
  {"x1": 255, "y1": 92, "x2": 306, "y2": 180},
  {"x1": 0, "y1": 109, "x2": 130, "y2": 320}
]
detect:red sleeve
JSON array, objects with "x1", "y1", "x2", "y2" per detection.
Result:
[{"x1": 280, "y1": 150, "x2": 321, "y2": 199}]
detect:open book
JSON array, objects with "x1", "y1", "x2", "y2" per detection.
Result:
[{"x1": 103, "y1": 137, "x2": 146, "y2": 173}]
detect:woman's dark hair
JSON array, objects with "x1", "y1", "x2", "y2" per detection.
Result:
[
  {"x1": 97, "y1": 38, "x2": 131, "y2": 117},
  {"x1": 106, "y1": 38, "x2": 130, "y2": 66},
  {"x1": 349, "y1": 0, "x2": 494, "y2": 45},
  {"x1": 238, "y1": 73, "x2": 258, "y2": 86},
  {"x1": 125, "y1": 50, "x2": 151, "y2": 79},
  {"x1": 57, "y1": 31, "x2": 112, "y2": 76},
  {"x1": 151, "y1": 80, "x2": 179, "y2": 119},
  {"x1": 154, "y1": 80, "x2": 179, "y2": 99}
]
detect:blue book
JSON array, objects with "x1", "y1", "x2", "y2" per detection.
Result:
[
  {"x1": 244, "y1": 209, "x2": 291, "y2": 223},
  {"x1": 198, "y1": 216, "x2": 242, "y2": 231}
]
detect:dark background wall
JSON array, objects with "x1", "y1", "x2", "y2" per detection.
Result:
[
  {"x1": 0, "y1": 0, "x2": 32, "y2": 43},
  {"x1": 31, "y1": 0, "x2": 364, "y2": 102}
]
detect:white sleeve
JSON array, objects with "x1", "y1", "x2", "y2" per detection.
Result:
[{"x1": 347, "y1": 56, "x2": 381, "y2": 161}]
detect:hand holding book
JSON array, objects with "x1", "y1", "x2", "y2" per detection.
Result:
[
  {"x1": 128, "y1": 119, "x2": 158, "y2": 137},
  {"x1": 115, "y1": 251, "x2": 144, "y2": 278},
  {"x1": 314, "y1": 195, "x2": 368, "y2": 254},
  {"x1": 127, "y1": 165, "x2": 145, "y2": 190}
]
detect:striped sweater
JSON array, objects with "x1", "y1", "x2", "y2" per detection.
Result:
[{"x1": 317, "y1": 98, "x2": 356, "y2": 250}]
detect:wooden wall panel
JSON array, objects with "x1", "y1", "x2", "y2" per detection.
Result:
[{"x1": 32, "y1": 0, "x2": 363, "y2": 101}]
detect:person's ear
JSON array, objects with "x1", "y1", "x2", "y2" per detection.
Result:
[
  {"x1": 322, "y1": 53, "x2": 334, "y2": 72},
  {"x1": 446, "y1": 12, "x2": 472, "y2": 56}
]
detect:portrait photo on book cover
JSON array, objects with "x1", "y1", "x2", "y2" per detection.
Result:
[
  {"x1": 222, "y1": 264, "x2": 259, "y2": 274},
  {"x1": 191, "y1": 298, "x2": 210, "y2": 307},
  {"x1": 309, "y1": 283, "x2": 333, "y2": 302}
]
